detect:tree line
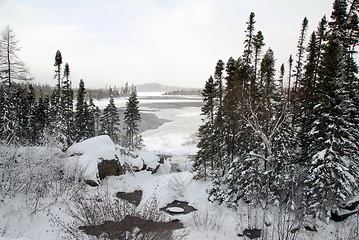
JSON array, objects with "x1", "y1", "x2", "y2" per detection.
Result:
[
  {"x1": 193, "y1": 0, "x2": 359, "y2": 220},
  {"x1": 0, "y1": 26, "x2": 142, "y2": 151}
]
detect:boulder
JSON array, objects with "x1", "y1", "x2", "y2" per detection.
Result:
[{"x1": 98, "y1": 159, "x2": 126, "y2": 180}]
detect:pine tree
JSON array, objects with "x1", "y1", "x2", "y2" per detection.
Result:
[
  {"x1": 123, "y1": 90, "x2": 142, "y2": 150},
  {"x1": 100, "y1": 95, "x2": 120, "y2": 143},
  {"x1": 0, "y1": 26, "x2": 31, "y2": 88}
]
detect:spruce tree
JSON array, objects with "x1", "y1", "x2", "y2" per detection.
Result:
[
  {"x1": 54, "y1": 50, "x2": 62, "y2": 88},
  {"x1": 1, "y1": 87, "x2": 19, "y2": 144},
  {"x1": 213, "y1": 59, "x2": 225, "y2": 173},
  {"x1": 253, "y1": 30, "x2": 265, "y2": 78},
  {"x1": 193, "y1": 76, "x2": 217, "y2": 179},
  {"x1": 33, "y1": 96, "x2": 48, "y2": 144},
  {"x1": 61, "y1": 63, "x2": 74, "y2": 146},
  {"x1": 74, "y1": 79, "x2": 87, "y2": 142},
  {"x1": 297, "y1": 32, "x2": 320, "y2": 159},
  {"x1": 294, "y1": 17, "x2": 309, "y2": 95},
  {"x1": 304, "y1": 0, "x2": 359, "y2": 217},
  {"x1": 25, "y1": 84, "x2": 37, "y2": 144},
  {"x1": 100, "y1": 95, "x2": 120, "y2": 143},
  {"x1": 123, "y1": 90, "x2": 142, "y2": 150},
  {"x1": 85, "y1": 98, "x2": 97, "y2": 139},
  {"x1": 48, "y1": 87, "x2": 66, "y2": 148},
  {"x1": 243, "y1": 12, "x2": 256, "y2": 65}
]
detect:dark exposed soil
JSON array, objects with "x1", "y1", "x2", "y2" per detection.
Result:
[
  {"x1": 116, "y1": 190, "x2": 143, "y2": 206},
  {"x1": 79, "y1": 215, "x2": 184, "y2": 239}
]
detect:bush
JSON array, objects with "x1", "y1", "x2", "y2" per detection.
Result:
[
  {"x1": 0, "y1": 144, "x2": 85, "y2": 212},
  {"x1": 51, "y1": 192, "x2": 187, "y2": 240},
  {"x1": 188, "y1": 207, "x2": 224, "y2": 232}
]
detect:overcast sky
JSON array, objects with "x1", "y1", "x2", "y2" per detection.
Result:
[{"x1": 1, "y1": 0, "x2": 333, "y2": 89}]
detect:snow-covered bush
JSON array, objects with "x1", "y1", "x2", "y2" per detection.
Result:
[
  {"x1": 52, "y1": 192, "x2": 186, "y2": 240},
  {"x1": 168, "y1": 174, "x2": 185, "y2": 198},
  {"x1": 188, "y1": 207, "x2": 224, "y2": 232},
  {"x1": 0, "y1": 144, "x2": 85, "y2": 211}
]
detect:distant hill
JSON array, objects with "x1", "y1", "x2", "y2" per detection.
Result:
[{"x1": 135, "y1": 83, "x2": 192, "y2": 92}]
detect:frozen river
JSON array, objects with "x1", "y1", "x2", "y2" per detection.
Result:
[
  {"x1": 138, "y1": 93, "x2": 202, "y2": 161},
  {"x1": 94, "y1": 92, "x2": 203, "y2": 161}
]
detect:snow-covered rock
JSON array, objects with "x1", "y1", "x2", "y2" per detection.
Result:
[{"x1": 66, "y1": 135, "x2": 124, "y2": 185}]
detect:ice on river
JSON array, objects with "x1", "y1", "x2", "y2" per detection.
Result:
[{"x1": 141, "y1": 106, "x2": 201, "y2": 156}]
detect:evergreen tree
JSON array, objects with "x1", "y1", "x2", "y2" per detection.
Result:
[
  {"x1": 287, "y1": 55, "x2": 294, "y2": 101},
  {"x1": 279, "y1": 63, "x2": 285, "y2": 93},
  {"x1": 61, "y1": 63, "x2": 74, "y2": 146},
  {"x1": 294, "y1": 17, "x2": 309, "y2": 95},
  {"x1": 100, "y1": 95, "x2": 120, "y2": 143},
  {"x1": 253, "y1": 30, "x2": 265, "y2": 78},
  {"x1": 303, "y1": 0, "x2": 359, "y2": 218},
  {"x1": 25, "y1": 84, "x2": 36, "y2": 144},
  {"x1": 213, "y1": 59, "x2": 225, "y2": 172},
  {"x1": 1, "y1": 87, "x2": 20, "y2": 144},
  {"x1": 315, "y1": 16, "x2": 329, "y2": 81},
  {"x1": 85, "y1": 98, "x2": 97, "y2": 139},
  {"x1": 243, "y1": 12, "x2": 256, "y2": 65},
  {"x1": 123, "y1": 90, "x2": 142, "y2": 150},
  {"x1": 193, "y1": 76, "x2": 217, "y2": 179},
  {"x1": 48, "y1": 87, "x2": 66, "y2": 148},
  {"x1": 297, "y1": 32, "x2": 320, "y2": 158},
  {"x1": 33, "y1": 96, "x2": 48, "y2": 144},
  {"x1": 74, "y1": 79, "x2": 87, "y2": 142},
  {"x1": 54, "y1": 50, "x2": 62, "y2": 88}
]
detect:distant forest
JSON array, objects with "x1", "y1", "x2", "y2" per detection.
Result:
[{"x1": 24, "y1": 81, "x2": 136, "y2": 100}]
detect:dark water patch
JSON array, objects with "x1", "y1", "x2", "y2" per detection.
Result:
[
  {"x1": 238, "y1": 228, "x2": 262, "y2": 239},
  {"x1": 160, "y1": 200, "x2": 197, "y2": 215}
]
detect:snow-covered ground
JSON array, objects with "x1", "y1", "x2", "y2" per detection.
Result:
[{"x1": 1, "y1": 93, "x2": 357, "y2": 240}]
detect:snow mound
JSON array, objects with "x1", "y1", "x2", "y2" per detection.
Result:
[
  {"x1": 66, "y1": 135, "x2": 119, "y2": 183},
  {"x1": 67, "y1": 135, "x2": 116, "y2": 159}
]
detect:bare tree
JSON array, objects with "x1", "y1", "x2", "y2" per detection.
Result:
[{"x1": 0, "y1": 25, "x2": 31, "y2": 87}]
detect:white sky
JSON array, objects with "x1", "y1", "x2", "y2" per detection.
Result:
[{"x1": 0, "y1": 0, "x2": 333, "y2": 89}]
